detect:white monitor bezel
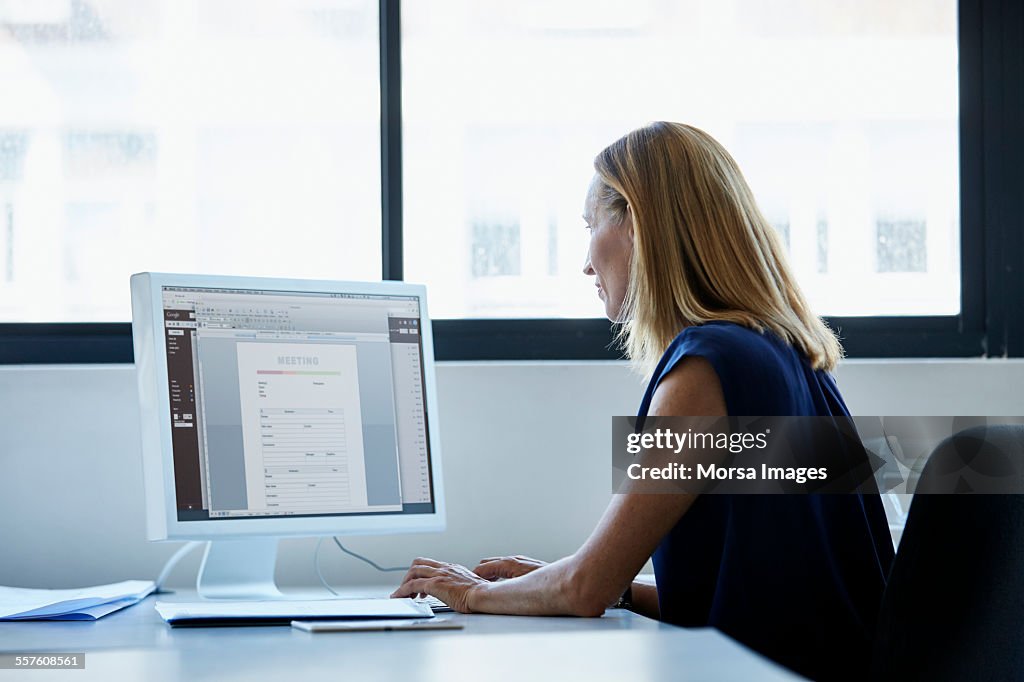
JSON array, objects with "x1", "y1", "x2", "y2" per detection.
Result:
[{"x1": 131, "y1": 272, "x2": 446, "y2": 541}]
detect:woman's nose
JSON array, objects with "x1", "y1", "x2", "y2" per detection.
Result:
[{"x1": 583, "y1": 250, "x2": 595, "y2": 276}]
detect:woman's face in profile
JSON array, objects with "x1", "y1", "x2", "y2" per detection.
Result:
[{"x1": 582, "y1": 176, "x2": 633, "y2": 322}]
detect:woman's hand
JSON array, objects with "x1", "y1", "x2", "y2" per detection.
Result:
[
  {"x1": 390, "y1": 557, "x2": 488, "y2": 613},
  {"x1": 473, "y1": 555, "x2": 547, "y2": 580}
]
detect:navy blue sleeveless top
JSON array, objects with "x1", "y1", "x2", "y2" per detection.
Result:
[{"x1": 636, "y1": 321, "x2": 894, "y2": 681}]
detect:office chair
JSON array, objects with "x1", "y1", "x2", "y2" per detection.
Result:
[{"x1": 871, "y1": 425, "x2": 1024, "y2": 680}]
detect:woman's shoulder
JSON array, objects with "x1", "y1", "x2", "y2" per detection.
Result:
[
  {"x1": 669, "y1": 320, "x2": 781, "y2": 361},
  {"x1": 653, "y1": 320, "x2": 840, "y2": 417},
  {"x1": 656, "y1": 321, "x2": 804, "y2": 400}
]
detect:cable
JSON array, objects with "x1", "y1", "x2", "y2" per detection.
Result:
[
  {"x1": 333, "y1": 537, "x2": 408, "y2": 572},
  {"x1": 314, "y1": 537, "x2": 407, "y2": 597},
  {"x1": 155, "y1": 540, "x2": 205, "y2": 593},
  {"x1": 315, "y1": 537, "x2": 340, "y2": 596}
]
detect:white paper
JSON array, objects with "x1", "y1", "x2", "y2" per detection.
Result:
[
  {"x1": 0, "y1": 580, "x2": 155, "y2": 619},
  {"x1": 155, "y1": 598, "x2": 432, "y2": 622},
  {"x1": 232, "y1": 341, "x2": 390, "y2": 515}
]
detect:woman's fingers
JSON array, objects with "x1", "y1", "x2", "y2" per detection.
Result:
[
  {"x1": 479, "y1": 555, "x2": 537, "y2": 564},
  {"x1": 474, "y1": 555, "x2": 546, "y2": 580},
  {"x1": 391, "y1": 577, "x2": 434, "y2": 599},
  {"x1": 406, "y1": 565, "x2": 441, "y2": 579},
  {"x1": 411, "y1": 557, "x2": 445, "y2": 568},
  {"x1": 395, "y1": 564, "x2": 439, "y2": 589},
  {"x1": 390, "y1": 560, "x2": 485, "y2": 613},
  {"x1": 473, "y1": 560, "x2": 511, "y2": 579}
]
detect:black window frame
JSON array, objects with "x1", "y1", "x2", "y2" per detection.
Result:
[{"x1": 0, "y1": 0, "x2": 1020, "y2": 364}]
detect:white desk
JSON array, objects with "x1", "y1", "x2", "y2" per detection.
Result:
[{"x1": 0, "y1": 589, "x2": 801, "y2": 681}]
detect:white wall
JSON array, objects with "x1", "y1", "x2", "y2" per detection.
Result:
[{"x1": 2, "y1": 359, "x2": 1022, "y2": 591}]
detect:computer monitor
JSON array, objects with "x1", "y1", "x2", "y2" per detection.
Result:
[{"x1": 131, "y1": 273, "x2": 445, "y2": 599}]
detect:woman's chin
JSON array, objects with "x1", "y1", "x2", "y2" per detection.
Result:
[{"x1": 604, "y1": 300, "x2": 627, "y2": 323}]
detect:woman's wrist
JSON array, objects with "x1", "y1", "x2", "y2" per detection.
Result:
[{"x1": 465, "y1": 581, "x2": 490, "y2": 613}]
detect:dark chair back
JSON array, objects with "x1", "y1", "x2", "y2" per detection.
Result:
[{"x1": 871, "y1": 425, "x2": 1024, "y2": 680}]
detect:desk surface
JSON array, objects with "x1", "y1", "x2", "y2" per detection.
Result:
[{"x1": 0, "y1": 588, "x2": 800, "y2": 681}]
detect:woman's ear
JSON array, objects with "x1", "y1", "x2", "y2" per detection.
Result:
[{"x1": 625, "y1": 203, "x2": 635, "y2": 243}]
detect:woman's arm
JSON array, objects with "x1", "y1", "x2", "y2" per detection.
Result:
[
  {"x1": 391, "y1": 355, "x2": 726, "y2": 616},
  {"x1": 472, "y1": 558, "x2": 660, "y2": 619}
]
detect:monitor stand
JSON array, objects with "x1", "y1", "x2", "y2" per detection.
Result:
[{"x1": 197, "y1": 538, "x2": 284, "y2": 600}]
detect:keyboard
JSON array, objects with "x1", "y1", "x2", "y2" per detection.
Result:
[{"x1": 414, "y1": 595, "x2": 453, "y2": 613}]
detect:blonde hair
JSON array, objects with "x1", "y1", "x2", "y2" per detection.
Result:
[{"x1": 592, "y1": 121, "x2": 842, "y2": 374}]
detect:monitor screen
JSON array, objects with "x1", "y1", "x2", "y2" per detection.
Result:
[{"x1": 158, "y1": 285, "x2": 434, "y2": 522}]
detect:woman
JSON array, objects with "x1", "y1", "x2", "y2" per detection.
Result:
[{"x1": 392, "y1": 122, "x2": 894, "y2": 681}]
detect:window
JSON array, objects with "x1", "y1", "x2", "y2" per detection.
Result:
[
  {"x1": 402, "y1": 0, "x2": 960, "y2": 318},
  {"x1": 2, "y1": 0, "x2": 1023, "y2": 363},
  {"x1": 0, "y1": 0, "x2": 381, "y2": 323}
]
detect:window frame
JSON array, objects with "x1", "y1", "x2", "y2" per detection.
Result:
[{"x1": 0, "y1": 0, "x2": 1020, "y2": 365}]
